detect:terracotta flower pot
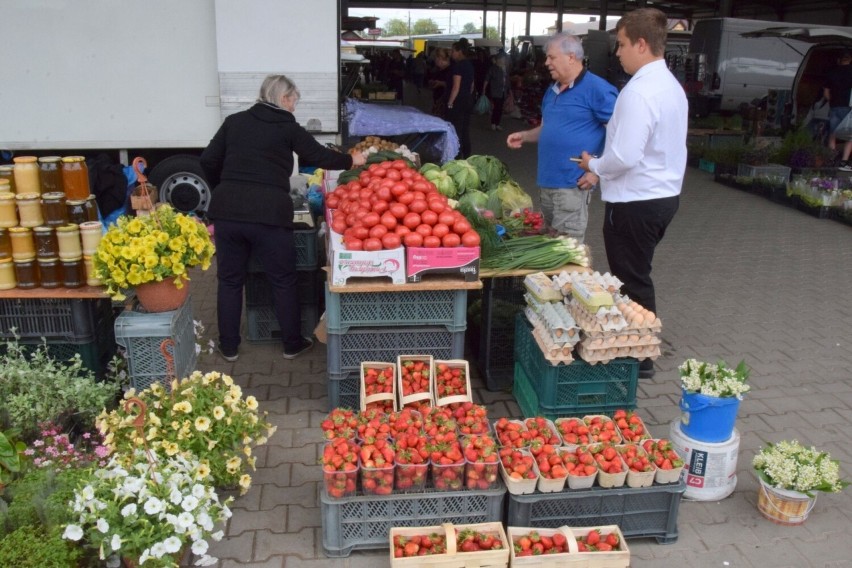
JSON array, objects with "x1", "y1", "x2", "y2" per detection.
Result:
[{"x1": 135, "y1": 276, "x2": 189, "y2": 313}]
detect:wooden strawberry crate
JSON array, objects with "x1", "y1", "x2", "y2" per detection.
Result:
[
  {"x1": 434, "y1": 359, "x2": 472, "y2": 406},
  {"x1": 397, "y1": 354, "x2": 434, "y2": 407},
  {"x1": 508, "y1": 526, "x2": 577, "y2": 566},
  {"x1": 360, "y1": 361, "x2": 397, "y2": 412},
  {"x1": 566, "y1": 525, "x2": 630, "y2": 567}
]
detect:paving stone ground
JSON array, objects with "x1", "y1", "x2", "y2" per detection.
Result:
[{"x1": 188, "y1": 104, "x2": 852, "y2": 567}]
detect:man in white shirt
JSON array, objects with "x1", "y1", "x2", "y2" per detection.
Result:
[{"x1": 578, "y1": 8, "x2": 687, "y2": 378}]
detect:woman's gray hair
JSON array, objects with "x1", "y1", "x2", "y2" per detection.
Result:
[
  {"x1": 545, "y1": 32, "x2": 584, "y2": 60},
  {"x1": 257, "y1": 74, "x2": 300, "y2": 107}
]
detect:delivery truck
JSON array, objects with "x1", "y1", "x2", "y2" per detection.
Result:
[{"x1": 0, "y1": 0, "x2": 341, "y2": 214}]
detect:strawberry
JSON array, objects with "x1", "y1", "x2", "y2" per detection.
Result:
[
  {"x1": 618, "y1": 443, "x2": 655, "y2": 473},
  {"x1": 428, "y1": 439, "x2": 464, "y2": 490},
  {"x1": 394, "y1": 436, "x2": 429, "y2": 491},
  {"x1": 400, "y1": 359, "x2": 431, "y2": 396},
  {"x1": 524, "y1": 416, "x2": 562, "y2": 446},
  {"x1": 462, "y1": 434, "x2": 500, "y2": 489},
  {"x1": 435, "y1": 362, "x2": 468, "y2": 397},
  {"x1": 499, "y1": 447, "x2": 538, "y2": 481},
  {"x1": 583, "y1": 415, "x2": 622, "y2": 444},
  {"x1": 363, "y1": 365, "x2": 395, "y2": 396},
  {"x1": 321, "y1": 438, "x2": 359, "y2": 498},
  {"x1": 355, "y1": 408, "x2": 391, "y2": 444},
  {"x1": 320, "y1": 407, "x2": 358, "y2": 440},
  {"x1": 388, "y1": 408, "x2": 423, "y2": 439},
  {"x1": 613, "y1": 409, "x2": 650, "y2": 442},
  {"x1": 448, "y1": 402, "x2": 489, "y2": 436},
  {"x1": 494, "y1": 417, "x2": 532, "y2": 448}
]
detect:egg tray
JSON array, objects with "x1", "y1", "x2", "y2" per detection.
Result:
[
  {"x1": 576, "y1": 342, "x2": 661, "y2": 365},
  {"x1": 525, "y1": 308, "x2": 581, "y2": 351},
  {"x1": 532, "y1": 323, "x2": 574, "y2": 365},
  {"x1": 581, "y1": 331, "x2": 661, "y2": 347},
  {"x1": 557, "y1": 270, "x2": 622, "y2": 300},
  {"x1": 567, "y1": 300, "x2": 630, "y2": 333},
  {"x1": 524, "y1": 303, "x2": 581, "y2": 346},
  {"x1": 523, "y1": 272, "x2": 564, "y2": 303}
]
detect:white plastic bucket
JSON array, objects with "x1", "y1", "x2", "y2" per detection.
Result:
[{"x1": 669, "y1": 420, "x2": 739, "y2": 501}]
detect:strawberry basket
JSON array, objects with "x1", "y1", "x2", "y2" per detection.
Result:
[{"x1": 508, "y1": 526, "x2": 577, "y2": 566}]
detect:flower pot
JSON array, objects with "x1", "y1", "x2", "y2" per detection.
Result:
[
  {"x1": 757, "y1": 477, "x2": 817, "y2": 526},
  {"x1": 679, "y1": 390, "x2": 740, "y2": 443},
  {"x1": 135, "y1": 276, "x2": 189, "y2": 313}
]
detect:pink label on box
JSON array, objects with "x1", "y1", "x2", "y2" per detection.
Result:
[{"x1": 406, "y1": 247, "x2": 480, "y2": 282}]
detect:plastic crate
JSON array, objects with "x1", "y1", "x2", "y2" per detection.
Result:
[
  {"x1": 114, "y1": 298, "x2": 197, "y2": 391},
  {"x1": 321, "y1": 484, "x2": 506, "y2": 557},
  {"x1": 736, "y1": 163, "x2": 791, "y2": 185},
  {"x1": 248, "y1": 228, "x2": 319, "y2": 272},
  {"x1": 506, "y1": 480, "x2": 686, "y2": 545},
  {"x1": 324, "y1": 285, "x2": 467, "y2": 333},
  {"x1": 326, "y1": 325, "x2": 465, "y2": 377},
  {"x1": 470, "y1": 276, "x2": 527, "y2": 392},
  {"x1": 515, "y1": 315, "x2": 638, "y2": 413},
  {"x1": 328, "y1": 371, "x2": 360, "y2": 410},
  {"x1": 0, "y1": 298, "x2": 113, "y2": 342},
  {"x1": 245, "y1": 270, "x2": 322, "y2": 307},
  {"x1": 245, "y1": 303, "x2": 320, "y2": 343}
]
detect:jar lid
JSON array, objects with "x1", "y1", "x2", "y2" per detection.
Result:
[
  {"x1": 0, "y1": 179, "x2": 9, "y2": 186},
  {"x1": 13, "y1": 156, "x2": 37, "y2": 164},
  {"x1": 0, "y1": 193, "x2": 14, "y2": 201},
  {"x1": 42, "y1": 191, "x2": 66, "y2": 200},
  {"x1": 38, "y1": 156, "x2": 62, "y2": 163},
  {"x1": 8, "y1": 227, "x2": 31, "y2": 234},
  {"x1": 61, "y1": 156, "x2": 85, "y2": 163},
  {"x1": 32, "y1": 225, "x2": 54, "y2": 234},
  {"x1": 37, "y1": 257, "x2": 59, "y2": 263},
  {"x1": 79, "y1": 221, "x2": 103, "y2": 230},
  {"x1": 0, "y1": 165, "x2": 14, "y2": 172},
  {"x1": 15, "y1": 192, "x2": 41, "y2": 201},
  {"x1": 66, "y1": 199, "x2": 88, "y2": 205},
  {"x1": 61, "y1": 255, "x2": 83, "y2": 262},
  {"x1": 0, "y1": 257, "x2": 11, "y2": 264},
  {"x1": 56, "y1": 224, "x2": 80, "y2": 233},
  {"x1": 13, "y1": 256, "x2": 36, "y2": 263}
]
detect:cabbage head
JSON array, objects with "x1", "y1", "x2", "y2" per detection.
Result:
[
  {"x1": 441, "y1": 160, "x2": 480, "y2": 195},
  {"x1": 458, "y1": 190, "x2": 489, "y2": 211},
  {"x1": 423, "y1": 168, "x2": 457, "y2": 198},
  {"x1": 466, "y1": 155, "x2": 509, "y2": 190}
]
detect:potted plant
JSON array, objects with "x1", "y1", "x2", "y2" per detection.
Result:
[
  {"x1": 96, "y1": 371, "x2": 276, "y2": 493},
  {"x1": 678, "y1": 358, "x2": 749, "y2": 443},
  {"x1": 752, "y1": 440, "x2": 848, "y2": 525},
  {"x1": 62, "y1": 449, "x2": 232, "y2": 567},
  {"x1": 93, "y1": 205, "x2": 215, "y2": 311}
]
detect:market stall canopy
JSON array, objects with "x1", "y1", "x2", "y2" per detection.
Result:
[{"x1": 344, "y1": 99, "x2": 460, "y2": 163}]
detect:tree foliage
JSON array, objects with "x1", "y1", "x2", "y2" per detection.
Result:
[
  {"x1": 382, "y1": 18, "x2": 409, "y2": 36},
  {"x1": 413, "y1": 18, "x2": 440, "y2": 35}
]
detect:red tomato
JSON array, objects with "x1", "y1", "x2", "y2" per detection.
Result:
[
  {"x1": 402, "y1": 212, "x2": 421, "y2": 229},
  {"x1": 428, "y1": 200, "x2": 446, "y2": 214},
  {"x1": 389, "y1": 203, "x2": 408, "y2": 219},
  {"x1": 397, "y1": 192, "x2": 415, "y2": 206},
  {"x1": 453, "y1": 220, "x2": 472, "y2": 235},
  {"x1": 362, "y1": 212, "x2": 380, "y2": 228},
  {"x1": 391, "y1": 159, "x2": 408, "y2": 170},
  {"x1": 415, "y1": 224, "x2": 433, "y2": 237},
  {"x1": 345, "y1": 238, "x2": 363, "y2": 251},
  {"x1": 352, "y1": 226, "x2": 369, "y2": 240},
  {"x1": 403, "y1": 233, "x2": 424, "y2": 247},
  {"x1": 437, "y1": 211, "x2": 456, "y2": 226},
  {"x1": 345, "y1": 213, "x2": 358, "y2": 227},
  {"x1": 368, "y1": 224, "x2": 388, "y2": 239},
  {"x1": 394, "y1": 225, "x2": 411, "y2": 236},
  {"x1": 412, "y1": 181, "x2": 431, "y2": 192},
  {"x1": 442, "y1": 233, "x2": 461, "y2": 247},
  {"x1": 461, "y1": 231, "x2": 481, "y2": 247},
  {"x1": 380, "y1": 212, "x2": 397, "y2": 230},
  {"x1": 401, "y1": 169, "x2": 414, "y2": 179},
  {"x1": 372, "y1": 200, "x2": 389, "y2": 214},
  {"x1": 382, "y1": 233, "x2": 402, "y2": 249},
  {"x1": 423, "y1": 236, "x2": 441, "y2": 248},
  {"x1": 331, "y1": 219, "x2": 347, "y2": 234},
  {"x1": 372, "y1": 167, "x2": 388, "y2": 178},
  {"x1": 363, "y1": 237, "x2": 382, "y2": 251},
  {"x1": 376, "y1": 186, "x2": 392, "y2": 202},
  {"x1": 421, "y1": 210, "x2": 439, "y2": 226},
  {"x1": 412, "y1": 191, "x2": 426, "y2": 201},
  {"x1": 409, "y1": 200, "x2": 428, "y2": 214},
  {"x1": 326, "y1": 195, "x2": 340, "y2": 209},
  {"x1": 386, "y1": 169, "x2": 402, "y2": 181},
  {"x1": 431, "y1": 223, "x2": 450, "y2": 239},
  {"x1": 391, "y1": 182, "x2": 409, "y2": 197}
]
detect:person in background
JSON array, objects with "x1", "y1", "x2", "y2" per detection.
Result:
[
  {"x1": 201, "y1": 74, "x2": 365, "y2": 362},
  {"x1": 387, "y1": 49, "x2": 406, "y2": 101},
  {"x1": 447, "y1": 38, "x2": 476, "y2": 158},
  {"x1": 482, "y1": 53, "x2": 510, "y2": 131},
  {"x1": 428, "y1": 48, "x2": 453, "y2": 118},
  {"x1": 824, "y1": 49, "x2": 852, "y2": 171},
  {"x1": 578, "y1": 8, "x2": 688, "y2": 378},
  {"x1": 412, "y1": 51, "x2": 428, "y2": 92},
  {"x1": 506, "y1": 33, "x2": 617, "y2": 241}
]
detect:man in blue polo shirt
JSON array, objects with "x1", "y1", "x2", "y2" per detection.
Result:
[{"x1": 507, "y1": 33, "x2": 617, "y2": 241}]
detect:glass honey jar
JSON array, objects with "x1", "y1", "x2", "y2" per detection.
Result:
[
  {"x1": 0, "y1": 179, "x2": 11, "y2": 194},
  {"x1": 16, "y1": 192, "x2": 45, "y2": 227},
  {"x1": 33, "y1": 226, "x2": 59, "y2": 259},
  {"x1": 9, "y1": 227, "x2": 35, "y2": 260},
  {"x1": 0, "y1": 258, "x2": 16, "y2": 290},
  {"x1": 79, "y1": 221, "x2": 103, "y2": 255},
  {"x1": 0, "y1": 194, "x2": 18, "y2": 228},
  {"x1": 0, "y1": 228, "x2": 11, "y2": 260},
  {"x1": 56, "y1": 224, "x2": 83, "y2": 260},
  {"x1": 41, "y1": 191, "x2": 69, "y2": 227},
  {"x1": 66, "y1": 199, "x2": 88, "y2": 225},
  {"x1": 13, "y1": 256, "x2": 39, "y2": 289},
  {"x1": 0, "y1": 165, "x2": 15, "y2": 194},
  {"x1": 38, "y1": 156, "x2": 63, "y2": 194},
  {"x1": 13, "y1": 156, "x2": 40, "y2": 194},
  {"x1": 61, "y1": 255, "x2": 84, "y2": 288},
  {"x1": 61, "y1": 156, "x2": 91, "y2": 200},
  {"x1": 83, "y1": 255, "x2": 102, "y2": 287}
]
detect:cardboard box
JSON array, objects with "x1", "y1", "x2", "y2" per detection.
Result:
[
  {"x1": 327, "y1": 221, "x2": 406, "y2": 286},
  {"x1": 406, "y1": 246, "x2": 480, "y2": 283}
]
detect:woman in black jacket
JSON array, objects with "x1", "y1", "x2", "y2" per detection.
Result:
[{"x1": 201, "y1": 74, "x2": 365, "y2": 361}]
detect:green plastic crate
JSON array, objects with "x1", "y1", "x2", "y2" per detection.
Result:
[{"x1": 514, "y1": 314, "x2": 638, "y2": 413}]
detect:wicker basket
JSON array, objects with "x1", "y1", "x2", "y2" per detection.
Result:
[{"x1": 757, "y1": 477, "x2": 817, "y2": 526}]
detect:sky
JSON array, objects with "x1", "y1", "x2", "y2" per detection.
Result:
[{"x1": 346, "y1": 7, "x2": 609, "y2": 37}]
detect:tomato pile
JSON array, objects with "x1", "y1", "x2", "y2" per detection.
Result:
[
  {"x1": 392, "y1": 532, "x2": 447, "y2": 558},
  {"x1": 576, "y1": 529, "x2": 621, "y2": 552},
  {"x1": 326, "y1": 159, "x2": 481, "y2": 251},
  {"x1": 513, "y1": 530, "x2": 570, "y2": 556},
  {"x1": 435, "y1": 362, "x2": 468, "y2": 398},
  {"x1": 362, "y1": 365, "x2": 395, "y2": 397},
  {"x1": 399, "y1": 358, "x2": 431, "y2": 397}
]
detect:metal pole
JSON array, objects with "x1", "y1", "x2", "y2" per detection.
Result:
[{"x1": 525, "y1": 0, "x2": 531, "y2": 35}]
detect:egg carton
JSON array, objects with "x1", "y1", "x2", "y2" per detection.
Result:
[
  {"x1": 524, "y1": 272, "x2": 564, "y2": 303},
  {"x1": 525, "y1": 307, "x2": 581, "y2": 347},
  {"x1": 612, "y1": 295, "x2": 662, "y2": 332},
  {"x1": 567, "y1": 299, "x2": 629, "y2": 333},
  {"x1": 558, "y1": 270, "x2": 622, "y2": 298},
  {"x1": 576, "y1": 342, "x2": 661, "y2": 365},
  {"x1": 581, "y1": 332, "x2": 661, "y2": 350},
  {"x1": 540, "y1": 303, "x2": 581, "y2": 344},
  {"x1": 531, "y1": 320, "x2": 574, "y2": 365}
]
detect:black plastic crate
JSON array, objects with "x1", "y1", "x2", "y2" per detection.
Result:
[
  {"x1": 471, "y1": 276, "x2": 527, "y2": 392},
  {"x1": 245, "y1": 270, "x2": 322, "y2": 308},
  {"x1": 506, "y1": 480, "x2": 686, "y2": 544},
  {"x1": 247, "y1": 228, "x2": 319, "y2": 272},
  {"x1": 327, "y1": 371, "x2": 359, "y2": 410},
  {"x1": 0, "y1": 298, "x2": 114, "y2": 343}
]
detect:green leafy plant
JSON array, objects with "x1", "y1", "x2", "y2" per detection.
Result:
[
  {"x1": 679, "y1": 358, "x2": 750, "y2": 399},
  {"x1": 0, "y1": 338, "x2": 120, "y2": 439},
  {"x1": 1, "y1": 466, "x2": 91, "y2": 535},
  {"x1": 753, "y1": 440, "x2": 849, "y2": 496},
  {"x1": 0, "y1": 430, "x2": 25, "y2": 489},
  {"x1": 0, "y1": 525, "x2": 82, "y2": 568}
]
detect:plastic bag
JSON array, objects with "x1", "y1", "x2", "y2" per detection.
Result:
[{"x1": 475, "y1": 94, "x2": 492, "y2": 115}]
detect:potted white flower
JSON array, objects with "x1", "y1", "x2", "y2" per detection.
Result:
[
  {"x1": 752, "y1": 440, "x2": 848, "y2": 525},
  {"x1": 678, "y1": 358, "x2": 750, "y2": 443},
  {"x1": 62, "y1": 449, "x2": 233, "y2": 567}
]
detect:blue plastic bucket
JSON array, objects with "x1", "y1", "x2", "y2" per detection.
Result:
[{"x1": 679, "y1": 390, "x2": 741, "y2": 443}]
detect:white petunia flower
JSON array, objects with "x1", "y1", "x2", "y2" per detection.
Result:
[
  {"x1": 151, "y1": 542, "x2": 167, "y2": 558},
  {"x1": 195, "y1": 555, "x2": 217, "y2": 566},
  {"x1": 163, "y1": 536, "x2": 182, "y2": 554},
  {"x1": 176, "y1": 511, "x2": 195, "y2": 529},
  {"x1": 191, "y1": 484, "x2": 206, "y2": 499},
  {"x1": 144, "y1": 497, "x2": 164, "y2": 515},
  {"x1": 111, "y1": 534, "x2": 122, "y2": 551},
  {"x1": 63, "y1": 525, "x2": 84, "y2": 541},
  {"x1": 191, "y1": 538, "x2": 209, "y2": 555},
  {"x1": 96, "y1": 518, "x2": 110, "y2": 533},
  {"x1": 181, "y1": 495, "x2": 199, "y2": 511},
  {"x1": 121, "y1": 503, "x2": 138, "y2": 517}
]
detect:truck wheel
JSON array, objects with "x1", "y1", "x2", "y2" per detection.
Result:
[{"x1": 148, "y1": 155, "x2": 211, "y2": 214}]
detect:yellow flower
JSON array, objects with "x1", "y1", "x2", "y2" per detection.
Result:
[
  {"x1": 245, "y1": 396, "x2": 258, "y2": 410},
  {"x1": 226, "y1": 456, "x2": 242, "y2": 475},
  {"x1": 243, "y1": 446, "x2": 252, "y2": 457},
  {"x1": 164, "y1": 441, "x2": 180, "y2": 456},
  {"x1": 229, "y1": 384, "x2": 243, "y2": 399},
  {"x1": 213, "y1": 406, "x2": 226, "y2": 420},
  {"x1": 222, "y1": 375, "x2": 234, "y2": 387},
  {"x1": 196, "y1": 462, "x2": 211, "y2": 481},
  {"x1": 256, "y1": 436, "x2": 268, "y2": 446},
  {"x1": 146, "y1": 427, "x2": 159, "y2": 441},
  {"x1": 239, "y1": 474, "x2": 252, "y2": 489},
  {"x1": 195, "y1": 416, "x2": 211, "y2": 432},
  {"x1": 248, "y1": 414, "x2": 258, "y2": 426},
  {"x1": 247, "y1": 456, "x2": 257, "y2": 470},
  {"x1": 173, "y1": 401, "x2": 193, "y2": 414},
  {"x1": 207, "y1": 439, "x2": 218, "y2": 450}
]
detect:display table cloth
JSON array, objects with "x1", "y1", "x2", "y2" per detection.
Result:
[{"x1": 344, "y1": 98, "x2": 460, "y2": 163}]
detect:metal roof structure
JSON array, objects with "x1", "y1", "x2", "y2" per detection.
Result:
[{"x1": 344, "y1": 1, "x2": 852, "y2": 28}]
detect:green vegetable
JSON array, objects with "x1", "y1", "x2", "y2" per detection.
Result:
[
  {"x1": 441, "y1": 160, "x2": 480, "y2": 195},
  {"x1": 487, "y1": 179, "x2": 534, "y2": 219},
  {"x1": 466, "y1": 155, "x2": 509, "y2": 190},
  {"x1": 480, "y1": 235, "x2": 589, "y2": 272},
  {"x1": 423, "y1": 168, "x2": 457, "y2": 198},
  {"x1": 419, "y1": 163, "x2": 441, "y2": 175},
  {"x1": 456, "y1": 201, "x2": 501, "y2": 258},
  {"x1": 458, "y1": 190, "x2": 489, "y2": 211}
]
